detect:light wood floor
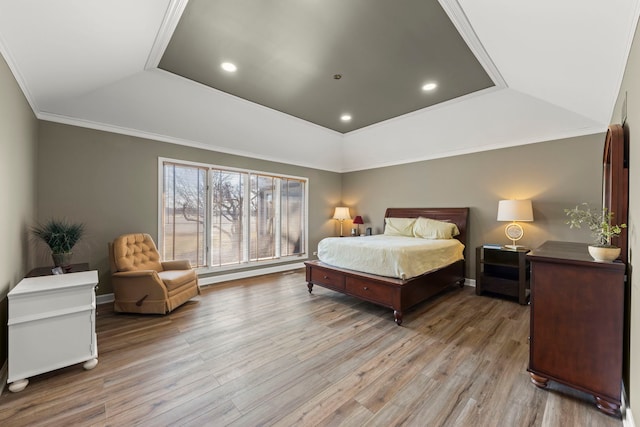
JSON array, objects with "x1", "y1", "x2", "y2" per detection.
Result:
[{"x1": 0, "y1": 270, "x2": 623, "y2": 426}]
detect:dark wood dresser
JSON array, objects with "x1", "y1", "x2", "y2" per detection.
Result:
[{"x1": 527, "y1": 241, "x2": 625, "y2": 416}]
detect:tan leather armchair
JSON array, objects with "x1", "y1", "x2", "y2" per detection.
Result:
[{"x1": 108, "y1": 233, "x2": 200, "y2": 314}]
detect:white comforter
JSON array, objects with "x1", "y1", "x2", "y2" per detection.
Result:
[{"x1": 317, "y1": 235, "x2": 465, "y2": 280}]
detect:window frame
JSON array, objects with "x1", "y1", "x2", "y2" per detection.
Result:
[{"x1": 158, "y1": 157, "x2": 309, "y2": 273}]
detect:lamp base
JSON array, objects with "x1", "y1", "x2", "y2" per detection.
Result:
[{"x1": 504, "y1": 244, "x2": 526, "y2": 250}]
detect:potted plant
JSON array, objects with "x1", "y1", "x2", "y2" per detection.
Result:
[
  {"x1": 564, "y1": 203, "x2": 626, "y2": 262},
  {"x1": 32, "y1": 219, "x2": 85, "y2": 270}
]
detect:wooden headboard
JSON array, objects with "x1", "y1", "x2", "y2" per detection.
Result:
[{"x1": 383, "y1": 207, "x2": 470, "y2": 249}]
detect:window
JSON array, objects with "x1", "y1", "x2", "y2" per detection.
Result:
[{"x1": 160, "y1": 159, "x2": 307, "y2": 269}]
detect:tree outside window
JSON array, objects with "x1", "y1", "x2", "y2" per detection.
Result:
[{"x1": 161, "y1": 160, "x2": 306, "y2": 269}]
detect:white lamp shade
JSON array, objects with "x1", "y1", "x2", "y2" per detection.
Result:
[
  {"x1": 333, "y1": 207, "x2": 351, "y2": 221},
  {"x1": 497, "y1": 200, "x2": 533, "y2": 222}
]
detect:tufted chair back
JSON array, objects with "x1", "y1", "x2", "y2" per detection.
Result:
[{"x1": 111, "y1": 233, "x2": 163, "y2": 272}]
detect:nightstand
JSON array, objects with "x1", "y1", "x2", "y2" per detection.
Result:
[
  {"x1": 7, "y1": 269, "x2": 99, "y2": 392},
  {"x1": 476, "y1": 246, "x2": 530, "y2": 304}
]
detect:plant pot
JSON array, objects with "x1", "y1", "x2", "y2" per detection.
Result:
[
  {"x1": 52, "y1": 252, "x2": 73, "y2": 271},
  {"x1": 587, "y1": 245, "x2": 620, "y2": 262}
]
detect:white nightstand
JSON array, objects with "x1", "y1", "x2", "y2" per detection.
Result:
[{"x1": 7, "y1": 269, "x2": 99, "y2": 392}]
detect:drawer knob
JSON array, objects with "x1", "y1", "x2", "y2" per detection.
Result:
[
  {"x1": 323, "y1": 275, "x2": 329, "y2": 279},
  {"x1": 363, "y1": 286, "x2": 369, "y2": 290}
]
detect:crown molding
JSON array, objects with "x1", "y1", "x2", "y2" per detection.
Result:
[
  {"x1": 340, "y1": 124, "x2": 607, "y2": 173},
  {"x1": 0, "y1": 27, "x2": 40, "y2": 114},
  {"x1": 438, "y1": 0, "x2": 507, "y2": 88},
  {"x1": 36, "y1": 111, "x2": 345, "y2": 173},
  {"x1": 145, "y1": 0, "x2": 189, "y2": 69}
]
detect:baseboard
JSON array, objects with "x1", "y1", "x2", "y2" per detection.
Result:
[
  {"x1": 97, "y1": 262, "x2": 307, "y2": 306},
  {"x1": 198, "y1": 262, "x2": 305, "y2": 286},
  {"x1": 623, "y1": 385, "x2": 636, "y2": 427},
  {"x1": 96, "y1": 293, "x2": 114, "y2": 305},
  {"x1": 0, "y1": 360, "x2": 7, "y2": 396},
  {"x1": 465, "y1": 278, "x2": 476, "y2": 288}
]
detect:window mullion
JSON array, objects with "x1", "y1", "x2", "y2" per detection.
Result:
[
  {"x1": 206, "y1": 168, "x2": 212, "y2": 268},
  {"x1": 242, "y1": 173, "x2": 250, "y2": 263},
  {"x1": 275, "y1": 178, "x2": 282, "y2": 258}
]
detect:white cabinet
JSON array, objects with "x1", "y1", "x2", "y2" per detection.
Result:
[{"x1": 7, "y1": 270, "x2": 99, "y2": 392}]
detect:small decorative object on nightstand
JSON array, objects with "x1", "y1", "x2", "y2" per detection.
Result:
[
  {"x1": 476, "y1": 245, "x2": 530, "y2": 304},
  {"x1": 31, "y1": 218, "x2": 85, "y2": 272},
  {"x1": 352, "y1": 215, "x2": 363, "y2": 236}
]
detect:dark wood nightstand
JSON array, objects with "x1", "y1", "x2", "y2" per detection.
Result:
[{"x1": 475, "y1": 246, "x2": 530, "y2": 304}]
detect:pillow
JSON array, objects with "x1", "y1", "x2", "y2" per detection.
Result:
[
  {"x1": 412, "y1": 217, "x2": 460, "y2": 239},
  {"x1": 383, "y1": 217, "x2": 416, "y2": 237}
]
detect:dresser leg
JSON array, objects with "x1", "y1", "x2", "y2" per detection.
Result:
[
  {"x1": 307, "y1": 283, "x2": 313, "y2": 293},
  {"x1": 595, "y1": 396, "x2": 620, "y2": 417},
  {"x1": 8, "y1": 379, "x2": 29, "y2": 393},
  {"x1": 393, "y1": 310, "x2": 403, "y2": 326},
  {"x1": 529, "y1": 372, "x2": 549, "y2": 388},
  {"x1": 83, "y1": 358, "x2": 98, "y2": 370}
]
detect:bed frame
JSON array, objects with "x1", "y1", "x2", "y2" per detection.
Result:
[{"x1": 305, "y1": 207, "x2": 469, "y2": 325}]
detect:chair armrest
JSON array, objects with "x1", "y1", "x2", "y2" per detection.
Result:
[
  {"x1": 161, "y1": 260, "x2": 192, "y2": 270},
  {"x1": 112, "y1": 270, "x2": 168, "y2": 300},
  {"x1": 113, "y1": 270, "x2": 160, "y2": 278}
]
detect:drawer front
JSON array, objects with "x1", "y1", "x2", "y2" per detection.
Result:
[
  {"x1": 8, "y1": 309, "x2": 95, "y2": 382},
  {"x1": 310, "y1": 268, "x2": 345, "y2": 290},
  {"x1": 346, "y1": 278, "x2": 392, "y2": 306},
  {"x1": 9, "y1": 285, "x2": 95, "y2": 321}
]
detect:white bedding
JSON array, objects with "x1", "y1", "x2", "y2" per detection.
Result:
[{"x1": 317, "y1": 235, "x2": 465, "y2": 280}]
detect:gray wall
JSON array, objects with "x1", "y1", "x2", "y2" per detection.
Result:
[
  {"x1": 38, "y1": 119, "x2": 604, "y2": 292},
  {"x1": 341, "y1": 134, "x2": 603, "y2": 278},
  {"x1": 612, "y1": 15, "x2": 640, "y2": 418},
  {"x1": 0, "y1": 53, "x2": 38, "y2": 366},
  {"x1": 37, "y1": 121, "x2": 342, "y2": 295}
]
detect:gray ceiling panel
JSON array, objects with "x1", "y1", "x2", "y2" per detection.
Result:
[{"x1": 159, "y1": 0, "x2": 494, "y2": 133}]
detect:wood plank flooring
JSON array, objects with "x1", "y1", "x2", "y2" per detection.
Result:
[{"x1": 0, "y1": 269, "x2": 623, "y2": 426}]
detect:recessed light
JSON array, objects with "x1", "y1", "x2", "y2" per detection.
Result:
[
  {"x1": 221, "y1": 62, "x2": 237, "y2": 72},
  {"x1": 340, "y1": 114, "x2": 352, "y2": 122},
  {"x1": 422, "y1": 82, "x2": 437, "y2": 91}
]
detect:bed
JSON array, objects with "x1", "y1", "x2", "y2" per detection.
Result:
[{"x1": 305, "y1": 207, "x2": 469, "y2": 325}]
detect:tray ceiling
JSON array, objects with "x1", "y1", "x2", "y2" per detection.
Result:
[
  {"x1": 0, "y1": 0, "x2": 638, "y2": 172},
  {"x1": 158, "y1": 0, "x2": 494, "y2": 133}
]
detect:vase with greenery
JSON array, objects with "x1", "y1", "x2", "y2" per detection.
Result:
[
  {"x1": 564, "y1": 203, "x2": 626, "y2": 261},
  {"x1": 32, "y1": 219, "x2": 85, "y2": 270}
]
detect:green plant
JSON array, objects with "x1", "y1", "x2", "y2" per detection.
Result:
[
  {"x1": 564, "y1": 203, "x2": 626, "y2": 247},
  {"x1": 32, "y1": 219, "x2": 85, "y2": 254}
]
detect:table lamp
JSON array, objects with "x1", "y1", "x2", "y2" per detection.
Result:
[
  {"x1": 497, "y1": 199, "x2": 533, "y2": 249},
  {"x1": 352, "y1": 215, "x2": 364, "y2": 236},
  {"x1": 333, "y1": 207, "x2": 351, "y2": 237}
]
